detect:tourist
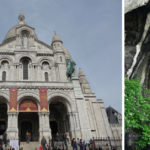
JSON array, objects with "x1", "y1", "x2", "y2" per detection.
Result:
[
  {"x1": 79, "y1": 139, "x2": 84, "y2": 150},
  {"x1": 26, "y1": 130, "x2": 31, "y2": 143},
  {"x1": 71, "y1": 138, "x2": 78, "y2": 150},
  {"x1": 64, "y1": 137, "x2": 68, "y2": 150},
  {"x1": 40, "y1": 145, "x2": 43, "y2": 150},
  {"x1": 65, "y1": 132, "x2": 70, "y2": 144},
  {"x1": 3, "y1": 132, "x2": 7, "y2": 147},
  {"x1": 89, "y1": 138, "x2": 95, "y2": 150},
  {"x1": 0, "y1": 143, "x2": 3, "y2": 150},
  {"x1": 41, "y1": 136, "x2": 47, "y2": 150},
  {"x1": 83, "y1": 140, "x2": 87, "y2": 150},
  {"x1": 46, "y1": 144, "x2": 50, "y2": 150},
  {"x1": 76, "y1": 138, "x2": 80, "y2": 150},
  {"x1": 0, "y1": 135, "x2": 2, "y2": 146}
]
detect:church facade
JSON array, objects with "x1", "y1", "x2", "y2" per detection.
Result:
[{"x1": 0, "y1": 13, "x2": 115, "y2": 142}]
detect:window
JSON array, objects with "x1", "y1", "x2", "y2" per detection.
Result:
[
  {"x1": 2, "y1": 71, "x2": 6, "y2": 81},
  {"x1": 42, "y1": 61, "x2": 49, "y2": 69},
  {"x1": 45, "y1": 72, "x2": 48, "y2": 81},
  {"x1": 1, "y1": 60, "x2": 9, "y2": 68},
  {"x1": 22, "y1": 59, "x2": 29, "y2": 80}
]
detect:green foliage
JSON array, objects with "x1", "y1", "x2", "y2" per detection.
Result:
[{"x1": 125, "y1": 78, "x2": 150, "y2": 150}]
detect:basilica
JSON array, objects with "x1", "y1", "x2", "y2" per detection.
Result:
[{"x1": 0, "y1": 13, "x2": 121, "y2": 144}]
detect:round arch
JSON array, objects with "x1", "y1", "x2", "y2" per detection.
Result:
[
  {"x1": 16, "y1": 55, "x2": 34, "y2": 64},
  {"x1": 48, "y1": 92, "x2": 73, "y2": 112},
  {"x1": 18, "y1": 94, "x2": 40, "y2": 112},
  {"x1": 0, "y1": 57, "x2": 13, "y2": 66},
  {"x1": 38, "y1": 57, "x2": 54, "y2": 67},
  {"x1": 0, "y1": 93, "x2": 9, "y2": 104},
  {"x1": 20, "y1": 56, "x2": 32, "y2": 63},
  {"x1": 17, "y1": 27, "x2": 32, "y2": 36},
  {"x1": 48, "y1": 95, "x2": 71, "y2": 137},
  {"x1": 17, "y1": 26, "x2": 37, "y2": 40}
]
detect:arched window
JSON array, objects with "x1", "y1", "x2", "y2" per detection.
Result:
[
  {"x1": 45, "y1": 72, "x2": 49, "y2": 81},
  {"x1": 22, "y1": 58, "x2": 29, "y2": 80},
  {"x1": 42, "y1": 61, "x2": 49, "y2": 70},
  {"x1": 1, "y1": 60, "x2": 9, "y2": 68},
  {"x1": 2, "y1": 71, "x2": 6, "y2": 81}
]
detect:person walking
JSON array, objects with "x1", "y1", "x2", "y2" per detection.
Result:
[
  {"x1": 64, "y1": 138, "x2": 68, "y2": 150},
  {"x1": 41, "y1": 136, "x2": 47, "y2": 150},
  {"x1": 0, "y1": 143, "x2": 3, "y2": 150},
  {"x1": 71, "y1": 138, "x2": 78, "y2": 150},
  {"x1": 79, "y1": 139, "x2": 84, "y2": 150},
  {"x1": 3, "y1": 132, "x2": 7, "y2": 148},
  {"x1": 83, "y1": 140, "x2": 87, "y2": 150}
]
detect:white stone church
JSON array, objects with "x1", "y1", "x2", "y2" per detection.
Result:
[{"x1": 0, "y1": 13, "x2": 120, "y2": 144}]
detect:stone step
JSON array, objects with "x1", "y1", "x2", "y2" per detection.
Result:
[
  {"x1": 19, "y1": 142, "x2": 73, "y2": 150},
  {"x1": 20, "y1": 142, "x2": 40, "y2": 150}
]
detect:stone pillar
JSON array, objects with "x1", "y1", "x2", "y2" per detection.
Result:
[
  {"x1": 39, "y1": 112, "x2": 51, "y2": 141},
  {"x1": 68, "y1": 112, "x2": 75, "y2": 138},
  {"x1": 7, "y1": 112, "x2": 18, "y2": 140},
  {"x1": 68, "y1": 112, "x2": 81, "y2": 139},
  {"x1": 39, "y1": 88, "x2": 51, "y2": 141},
  {"x1": 7, "y1": 87, "x2": 18, "y2": 140}
]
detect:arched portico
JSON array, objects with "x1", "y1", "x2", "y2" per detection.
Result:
[
  {"x1": 18, "y1": 96, "x2": 39, "y2": 141},
  {"x1": 48, "y1": 95, "x2": 76, "y2": 139}
]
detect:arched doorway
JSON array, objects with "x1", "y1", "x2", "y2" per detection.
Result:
[
  {"x1": 18, "y1": 98, "x2": 39, "y2": 141},
  {"x1": 49, "y1": 97, "x2": 70, "y2": 139},
  {"x1": 0, "y1": 97, "x2": 8, "y2": 135}
]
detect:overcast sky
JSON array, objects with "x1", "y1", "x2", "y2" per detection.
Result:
[{"x1": 0, "y1": 0, "x2": 122, "y2": 113}]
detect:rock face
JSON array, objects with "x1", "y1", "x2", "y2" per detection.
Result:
[
  {"x1": 125, "y1": 0, "x2": 149, "y2": 13},
  {"x1": 125, "y1": 1, "x2": 150, "y2": 89}
]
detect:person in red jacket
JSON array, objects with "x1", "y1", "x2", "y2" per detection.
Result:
[{"x1": 40, "y1": 145, "x2": 43, "y2": 150}]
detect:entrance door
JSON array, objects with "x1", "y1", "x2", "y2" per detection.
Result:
[
  {"x1": 50, "y1": 121, "x2": 58, "y2": 135},
  {"x1": 20, "y1": 121, "x2": 32, "y2": 141},
  {"x1": 0, "y1": 102, "x2": 7, "y2": 135},
  {"x1": 18, "y1": 112, "x2": 39, "y2": 141},
  {"x1": 49, "y1": 100, "x2": 70, "y2": 138},
  {"x1": 18, "y1": 99, "x2": 39, "y2": 141}
]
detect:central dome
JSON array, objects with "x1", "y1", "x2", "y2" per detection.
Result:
[
  {"x1": 2, "y1": 13, "x2": 38, "y2": 44},
  {"x1": 3, "y1": 25, "x2": 20, "y2": 43}
]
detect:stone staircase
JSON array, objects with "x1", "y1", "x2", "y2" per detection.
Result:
[
  {"x1": 20, "y1": 142, "x2": 40, "y2": 150},
  {"x1": 19, "y1": 142, "x2": 72, "y2": 150}
]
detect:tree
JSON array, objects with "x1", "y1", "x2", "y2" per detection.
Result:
[{"x1": 125, "y1": 78, "x2": 150, "y2": 149}]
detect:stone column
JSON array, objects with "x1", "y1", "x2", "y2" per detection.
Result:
[
  {"x1": 7, "y1": 112, "x2": 18, "y2": 140},
  {"x1": 39, "y1": 112, "x2": 51, "y2": 141},
  {"x1": 68, "y1": 112, "x2": 75, "y2": 138},
  {"x1": 68, "y1": 112, "x2": 81, "y2": 139}
]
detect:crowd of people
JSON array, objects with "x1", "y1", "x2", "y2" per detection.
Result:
[
  {"x1": 39, "y1": 133, "x2": 96, "y2": 150},
  {"x1": 0, "y1": 132, "x2": 108, "y2": 150}
]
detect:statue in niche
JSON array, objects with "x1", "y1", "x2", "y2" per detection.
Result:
[
  {"x1": 22, "y1": 34, "x2": 28, "y2": 48},
  {"x1": 21, "y1": 30, "x2": 29, "y2": 48}
]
